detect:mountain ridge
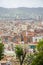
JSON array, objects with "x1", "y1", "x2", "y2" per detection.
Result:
[{"x1": 0, "y1": 7, "x2": 43, "y2": 20}]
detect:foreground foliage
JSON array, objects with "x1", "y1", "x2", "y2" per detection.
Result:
[
  {"x1": 31, "y1": 40, "x2": 43, "y2": 65},
  {"x1": 31, "y1": 51, "x2": 43, "y2": 65},
  {"x1": 0, "y1": 43, "x2": 4, "y2": 60},
  {"x1": 15, "y1": 45, "x2": 27, "y2": 65},
  {"x1": 37, "y1": 40, "x2": 43, "y2": 52}
]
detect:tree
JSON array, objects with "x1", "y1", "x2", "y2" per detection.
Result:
[
  {"x1": 31, "y1": 40, "x2": 43, "y2": 65},
  {"x1": 24, "y1": 54, "x2": 35, "y2": 65},
  {"x1": 0, "y1": 43, "x2": 4, "y2": 60},
  {"x1": 31, "y1": 51, "x2": 43, "y2": 65},
  {"x1": 15, "y1": 45, "x2": 27, "y2": 65},
  {"x1": 37, "y1": 39, "x2": 43, "y2": 52}
]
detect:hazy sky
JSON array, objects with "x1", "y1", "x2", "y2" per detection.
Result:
[{"x1": 0, "y1": 0, "x2": 43, "y2": 8}]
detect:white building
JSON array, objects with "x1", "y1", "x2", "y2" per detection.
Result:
[{"x1": 32, "y1": 36, "x2": 43, "y2": 42}]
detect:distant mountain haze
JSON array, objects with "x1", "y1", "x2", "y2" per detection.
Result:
[{"x1": 0, "y1": 7, "x2": 43, "y2": 20}]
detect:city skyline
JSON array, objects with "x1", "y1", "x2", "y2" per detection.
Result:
[{"x1": 0, "y1": 0, "x2": 43, "y2": 8}]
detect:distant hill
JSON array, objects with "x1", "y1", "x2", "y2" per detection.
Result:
[{"x1": 0, "y1": 7, "x2": 43, "y2": 20}]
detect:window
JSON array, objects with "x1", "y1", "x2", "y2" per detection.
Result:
[{"x1": 35, "y1": 38, "x2": 37, "y2": 42}]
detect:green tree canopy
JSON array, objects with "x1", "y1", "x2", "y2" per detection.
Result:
[
  {"x1": 37, "y1": 39, "x2": 43, "y2": 52},
  {"x1": 31, "y1": 51, "x2": 43, "y2": 65},
  {"x1": 0, "y1": 43, "x2": 4, "y2": 60},
  {"x1": 15, "y1": 45, "x2": 27, "y2": 65}
]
